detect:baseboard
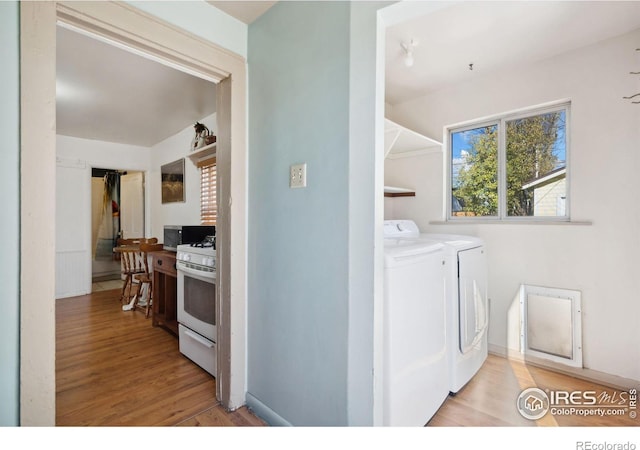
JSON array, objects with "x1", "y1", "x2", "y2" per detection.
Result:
[
  {"x1": 488, "y1": 344, "x2": 640, "y2": 391},
  {"x1": 245, "y1": 392, "x2": 292, "y2": 426}
]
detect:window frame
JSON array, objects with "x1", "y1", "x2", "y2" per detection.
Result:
[{"x1": 446, "y1": 101, "x2": 571, "y2": 223}]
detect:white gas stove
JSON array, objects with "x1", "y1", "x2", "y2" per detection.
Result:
[
  {"x1": 176, "y1": 236, "x2": 217, "y2": 377},
  {"x1": 176, "y1": 242, "x2": 216, "y2": 276}
]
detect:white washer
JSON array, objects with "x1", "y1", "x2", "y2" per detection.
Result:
[
  {"x1": 383, "y1": 221, "x2": 489, "y2": 395},
  {"x1": 383, "y1": 225, "x2": 449, "y2": 426},
  {"x1": 419, "y1": 233, "x2": 489, "y2": 394}
]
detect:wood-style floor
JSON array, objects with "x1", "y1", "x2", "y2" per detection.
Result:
[
  {"x1": 56, "y1": 289, "x2": 265, "y2": 426},
  {"x1": 430, "y1": 354, "x2": 638, "y2": 427},
  {"x1": 56, "y1": 288, "x2": 637, "y2": 427}
]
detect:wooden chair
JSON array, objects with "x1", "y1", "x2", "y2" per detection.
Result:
[
  {"x1": 132, "y1": 242, "x2": 164, "y2": 317},
  {"x1": 117, "y1": 237, "x2": 159, "y2": 307}
]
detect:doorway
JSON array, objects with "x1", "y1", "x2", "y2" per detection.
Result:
[
  {"x1": 91, "y1": 168, "x2": 145, "y2": 292},
  {"x1": 21, "y1": 1, "x2": 248, "y2": 425}
]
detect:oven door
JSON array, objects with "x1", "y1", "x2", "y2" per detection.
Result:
[{"x1": 177, "y1": 263, "x2": 216, "y2": 342}]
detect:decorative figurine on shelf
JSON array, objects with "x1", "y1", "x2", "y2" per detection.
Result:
[{"x1": 190, "y1": 122, "x2": 217, "y2": 151}]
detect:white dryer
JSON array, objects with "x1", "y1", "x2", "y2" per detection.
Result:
[
  {"x1": 420, "y1": 233, "x2": 489, "y2": 394},
  {"x1": 383, "y1": 225, "x2": 449, "y2": 426}
]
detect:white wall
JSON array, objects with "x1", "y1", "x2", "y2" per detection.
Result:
[
  {"x1": 55, "y1": 112, "x2": 215, "y2": 296},
  {"x1": 57, "y1": 135, "x2": 152, "y2": 170},
  {"x1": 386, "y1": 29, "x2": 640, "y2": 383},
  {"x1": 149, "y1": 113, "x2": 216, "y2": 239}
]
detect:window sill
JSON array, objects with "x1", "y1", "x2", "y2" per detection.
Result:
[{"x1": 430, "y1": 219, "x2": 592, "y2": 226}]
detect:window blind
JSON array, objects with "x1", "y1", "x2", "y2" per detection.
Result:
[{"x1": 198, "y1": 157, "x2": 217, "y2": 225}]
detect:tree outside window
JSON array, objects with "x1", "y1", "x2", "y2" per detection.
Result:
[{"x1": 450, "y1": 104, "x2": 568, "y2": 220}]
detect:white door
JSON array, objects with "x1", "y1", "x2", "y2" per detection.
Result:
[
  {"x1": 55, "y1": 161, "x2": 92, "y2": 298},
  {"x1": 120, "y1": 172, "x2": 144, "y2": 239}
]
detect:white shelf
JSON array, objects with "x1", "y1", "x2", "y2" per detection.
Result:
[
  {"x1": 383, "y1": 119, "x2": 441, "y2": 196},
  {"x1": 187, "y1": 142, "x2": 216, "y2": 164},
  {"x1": 384, "y1": 118, "x2": 442, "y2": 159}
]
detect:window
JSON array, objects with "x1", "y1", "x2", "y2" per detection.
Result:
[
  {"x1": 199, "y1": 157, "x2": 217, "y2": 225},
  {"x1": 449, "y1": 102, "x2": 569, "y2": 220}
]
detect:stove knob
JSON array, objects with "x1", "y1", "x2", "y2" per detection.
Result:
[{"x1": 183, "y1": 254, "x2": 191, "y2": 262}]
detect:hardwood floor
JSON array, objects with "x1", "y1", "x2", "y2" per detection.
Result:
[
  {"x1": 56, "y1": 289, "x2": 637, "y2": 428},
  {"x1": 55, "y1": 289, "x2": 265, "y2": 426},
  {"x1": 430, "y1": 354, "x2": 638, "y2": 427}
]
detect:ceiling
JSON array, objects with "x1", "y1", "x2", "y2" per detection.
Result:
[
  {"x1": 385, "y1": 1, "x2": 640, "y2": 105},
  {"x1": 56, "y1": 25, "x2": 217, "y2": 147},
  {"x1": 207, "y1": 1, "x2": 277, "y2": 24},
  {"x1": 56, "y1": 1, "x2": 276, "y2": 147},
  {"x1": 56, "y1": 1, "x2": 640, "y2": 147}
]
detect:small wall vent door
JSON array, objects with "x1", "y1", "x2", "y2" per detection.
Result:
[{"x1": 521, "y1": 285, "x2": 582, "y2": 368}]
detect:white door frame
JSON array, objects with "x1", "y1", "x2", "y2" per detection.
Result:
[{"x1": 21, "y1": 1, "x2": 247, "y2": 425}]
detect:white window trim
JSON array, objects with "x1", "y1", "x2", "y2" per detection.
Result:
[{"x1": 445, "y1": 100, "x2": 571, "y2": 223}]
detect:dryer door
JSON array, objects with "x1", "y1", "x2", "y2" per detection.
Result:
[{"x1": 458, "y1": 246, "x2": 488, "y2": 354}]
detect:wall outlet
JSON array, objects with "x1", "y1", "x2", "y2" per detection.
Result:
[{"x1": 290, "y1": 163, "x2": 307, "y2": 188}]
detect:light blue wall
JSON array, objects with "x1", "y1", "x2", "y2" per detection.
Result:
[
  {"x1": 247, "y1": 1, "x2": 351, "y2": 426},
  {"x1": 0, "y1": 0, "x2": 21, "y2": 426}
]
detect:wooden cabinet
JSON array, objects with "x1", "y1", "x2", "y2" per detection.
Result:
[{"x1": 151, "y1": 251, "x2": 178, "y2": 336}]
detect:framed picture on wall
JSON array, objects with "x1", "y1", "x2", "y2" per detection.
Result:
[{"x1": 161, "y1": 158, "x2": 185, "y2": 203}]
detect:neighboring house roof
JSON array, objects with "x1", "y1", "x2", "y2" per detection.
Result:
[{"x1": 522, "y1": 167, "x2": 566, "y2": 190}]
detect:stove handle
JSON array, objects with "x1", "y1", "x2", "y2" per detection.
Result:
[
  {"x1": 176, "y1": 261, "x2": 216, "y2": 280},
  {"x1": 183, "y1": 328, "x2": 215, "y2": 348}
]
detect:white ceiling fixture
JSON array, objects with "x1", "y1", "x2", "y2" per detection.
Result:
[
  {"x1": 385, "y1": 1, "x2": 640, "y2": 106},
  {"x1": 400, "y1": 39, "x2": 419, "y2": 68}
]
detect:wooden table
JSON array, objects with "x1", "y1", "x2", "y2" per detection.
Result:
[{"x1": 150, "y1": 250, "x2": 178, "y2": 336}]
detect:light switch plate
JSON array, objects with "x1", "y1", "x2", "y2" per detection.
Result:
[{"x1": 290, "y1": 163, "x2": 307, "y2": 188}]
